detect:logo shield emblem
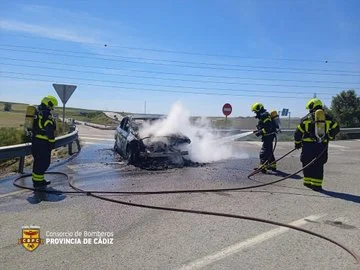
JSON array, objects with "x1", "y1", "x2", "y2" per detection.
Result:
[{"x1": 18, "y1": 226, "x2": 43, "y2": 252}]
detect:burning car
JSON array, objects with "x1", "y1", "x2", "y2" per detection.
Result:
[{"x1": 114, "y1": 115, "x2": 191, "y2": 168}]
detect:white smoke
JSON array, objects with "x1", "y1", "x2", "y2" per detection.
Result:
[{"x1": 139, "y1": 102, "x2": 249, "y2": 163}]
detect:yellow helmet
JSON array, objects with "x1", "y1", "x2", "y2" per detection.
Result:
[
  {"x1": 306, "y1": 98, "x2": 322, "y2": 112},
  {"x1": 251, "y1": 102, "x2": 264, "y2": 113},
  {"x1": 41, "y1": 95, "x2": 58, "y2": 109}
]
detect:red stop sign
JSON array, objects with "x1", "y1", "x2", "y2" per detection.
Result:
[{"x1": 222, "y1": 103, "x2": 232, "y2": 116}]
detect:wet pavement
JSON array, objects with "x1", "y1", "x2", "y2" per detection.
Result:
[{"x1": 1, "y1": 126, "x2": 360, "y2": 270}]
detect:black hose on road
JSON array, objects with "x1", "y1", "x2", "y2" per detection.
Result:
[{"x1": 12, "y1": 146, "x2": 360, "y2": 264}]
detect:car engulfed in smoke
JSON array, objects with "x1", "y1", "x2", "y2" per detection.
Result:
[{"x1": 114, "y1": 115, "x2": 192, "y2": 169}]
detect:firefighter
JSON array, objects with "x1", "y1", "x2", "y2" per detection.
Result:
[
  {"x1": 251, "y1": 102, "x2": 277, "y2": 173},
  {"x1": 294, "y1": 98, "x2": 340, "y2": 191},
  {"x1": 31, "y1": 95, "x2": 58, "y2": 188}
]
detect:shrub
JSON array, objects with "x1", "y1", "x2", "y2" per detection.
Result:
[{"x1": 4, "y1": 102, "x2": 12, "y2": 112}]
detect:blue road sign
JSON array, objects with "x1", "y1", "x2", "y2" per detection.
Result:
[{"x1": 281, "y1": 108, "x2": 289, "y2": 116}]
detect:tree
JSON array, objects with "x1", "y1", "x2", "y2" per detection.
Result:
[
  {"x1": 331, "y1": 90, "x2": 360, "y2": 127},
  {"x1": 4, "y1": 102, "x2": 12, "y2": 112}
]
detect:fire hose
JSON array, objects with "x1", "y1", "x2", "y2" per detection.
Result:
[{"x1": 12, "y1": 147, "x2": 360, "y2": 264}]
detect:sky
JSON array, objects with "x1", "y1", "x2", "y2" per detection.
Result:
[{"x1": 0, "y1": 0, "x2": 359, "y2": 117}]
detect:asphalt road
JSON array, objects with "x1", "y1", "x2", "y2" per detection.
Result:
[{"x1": 1, "y1": 125, "x2": 359, "y2": 270}]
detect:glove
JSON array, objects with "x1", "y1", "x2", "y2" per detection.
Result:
[
  {"x1": 253, "y1": 130, "x2": 261, "y2": 137},
  {"x1": 295, "y1": 142, "x2": 302, "y2": 149}
]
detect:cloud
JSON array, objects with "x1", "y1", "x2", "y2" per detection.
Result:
[{"x1": 0, "y1": 20, "x2": 97, "y2": 44}]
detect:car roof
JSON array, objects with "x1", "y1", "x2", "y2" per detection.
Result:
[{"x1": 128, "y1": 114, "x2": 165, "y2": 121}]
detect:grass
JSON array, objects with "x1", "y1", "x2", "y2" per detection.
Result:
[
  {"x1": 56, "y1": 109, "x2": 119, "y2": 126},
  {"x1": 0, "y1": 101, "x2": 120, "y2": 128},
  {"x1": 0, "y1": 121, "x2": 70, "y2": 147},
  {"x1": 210, "y1": 116, "x2": 300, "y2": 130},
  {"x1": 0, "y1": 127, "x2": 26, "y2": 147},
  {"x1": 0, "y1": 100, "x2": 119, "y2": 147},
  {"x1": 0, "y1": 111, "x2": 26, "y2": 128}
]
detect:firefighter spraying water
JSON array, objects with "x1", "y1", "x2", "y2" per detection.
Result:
[{"x1": 251, "y1": 103, "x2": 279, "y2": 173}]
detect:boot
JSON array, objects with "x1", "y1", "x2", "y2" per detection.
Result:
[
  {"x1": 269, "y1": 163, "x2": 277, "y2": 171},
  {"x1": 303, "y1": 183, "x2": 313, "y2": 189},
  {"x1": 33, "y1": 180, "x2": 51, "y2": 188},
  {"x1": 254, "y1": 164, "x2": 267, "y2": 173},
  {"x1": 311, "y1": 186, "x2": 323, "y2": 192}
]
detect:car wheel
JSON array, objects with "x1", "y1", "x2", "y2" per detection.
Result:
[
  {"x1": 127, "y1": 143, "x2": 140, "y2": 165},
  {"x1": 114, "y1": 137, "x2": 120, "y2": 153},
  {"x1": 114, "y1": 141, "x2": 118, "y2": 151},
  {"x1": 126, "y1": 146, "x2": 135, "y2": 164}
]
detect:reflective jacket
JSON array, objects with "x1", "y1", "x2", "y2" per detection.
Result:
[
  {"x1": 33, "y1": 105, "x2": 56, "y2": 143},
  {"x1": 294, "y1": 112, "x2": 339, "y2": 144},
  {"x1": 256, "y1": 110, "x2": 275, "y2": 137}
]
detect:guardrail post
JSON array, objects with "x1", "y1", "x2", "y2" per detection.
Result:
[
  {"x1": 76, "y1": 139, "x2": 81, "y2": 152},
  {"x1": 68, "y1": 143, "x2": 73, "y2": 155},
  {"x1": 18, "y1": 156, "x2": 25, "y2": 174}
]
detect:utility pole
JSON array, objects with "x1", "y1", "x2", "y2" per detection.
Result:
[
  {"x1": 313, "y1": 93, "x2": 317, "y2": 98},
  {"x1": 144, "y1": 101, "x2": 147, "y2": 114}
]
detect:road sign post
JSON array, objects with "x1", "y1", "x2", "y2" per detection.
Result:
[
  {"x1": 281, "y1": 108, "x2": 291, "y2": 129},
  {"x1": 222, "y1": 103, "x2": 232, "y2": 124},
  {"x1": 52, "y1": 84, "x2": 77, "y2": 125},
  {"x1": 288, "y1": 111, "x2": 291, "y2": 129}
]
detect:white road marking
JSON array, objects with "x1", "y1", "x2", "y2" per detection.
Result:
[
  {"x1": 82, "y1": 141, "x2": 112, "y2": 145},
  {"x1": 0, "y1": 190, "x2": 29, "y2": 199},
  {"x1": 80, "y1": 133, "x2": 114, "y2": 138},
  {"x1": 328, "y1": 144, "x2": 348, "y2": 149},
  {"x1": 178, "y1": 214, "x2": 326, "y2": 270},
  {"x1": 80, "y1": 136, "x2": 114, "y2": 141}
]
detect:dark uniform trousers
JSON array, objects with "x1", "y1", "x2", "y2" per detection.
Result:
[
  {"x1": 301, "y1": 142, "x2": 328, "y2": 187},
  {"x1": 31, "y1": 105, "x2": 55, "y2": 183},
  {"x1": 260, "y1": 135, "x2": 276, "y2": 166},
  {"x1": 31, "y1": 138, "x2": 52, "y2": 181}
]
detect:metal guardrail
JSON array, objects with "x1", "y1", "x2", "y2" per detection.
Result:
[
  {"x1": 215, "y1": 127, "x2": 360, "y2": 136},
  {"x1": 0, "y1": 129, "x2": 80, "y2": 173}
]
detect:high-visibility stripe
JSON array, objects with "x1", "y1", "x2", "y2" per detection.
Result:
[
  {"x1": 35, "y1": 134, "x2": 55, "y2": 143},
  {"x1": 311, "y1": 182, "x2": 322, "y2": 187},
  {"x1": 35, "y1": 134, "x2": 49, "y2": 140},
  {"x1": 261, "y1": 128, "x2": 266, "y2": 134},
  {"x1": 303, "y1": 178, "x2": 311, "y2": 184},
  {"x1": 44, "y1": 119, "x2": 53, "y2": 127},
  {"x1": 263, "y1": 117, "x2": 271, "y2": 123},
  {"x1": 269, "y1": 163, "x2": 276, "y2": 169},
  {"x1": 32, "y1": 172, "x2": 43, "y2": 177},
  {"x1": 38, "y1": 115, "x2": 43, "y2": 129},
  {"x1": 311, "y1": 178, "x2": 323, "y2": 183},
  {"x1": 32, "y1": 173, "x2": 44, "y2": 181},
  {"x1": 302, "y1": 138, "x2": 328, "y2": 143},
  {"x1": 304, "y1": 177, "x2": 323, "y2": 187},
  {"x1": 304, "y1": 177, "x2": 322, "y2": 181},
  {"x1": 303, "y1": 120, "x2": 311, "y2": 132},
  {"x1": 295, "y1": 141, "x2": 302, "y2": 144},
  {"x1": 297, "y1": 125, "x2": 305, "y2": 133},
  {"x1": 325, "y1": 120, "x2": 331, "y2": 133},
  {"x1": 332, "y1": 122, "x2": 338, "y2": 129}
]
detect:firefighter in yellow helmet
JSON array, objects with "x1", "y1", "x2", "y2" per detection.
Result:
[
  {"x1": 31, "y1": 95, "x2": 58, "y2": 188},
  {"x1": 251, "y1": 102, "x2": 277, "y2": 173},
  {"x1": 294, "y1": 98, "x2": 340, "y2": 191}
]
